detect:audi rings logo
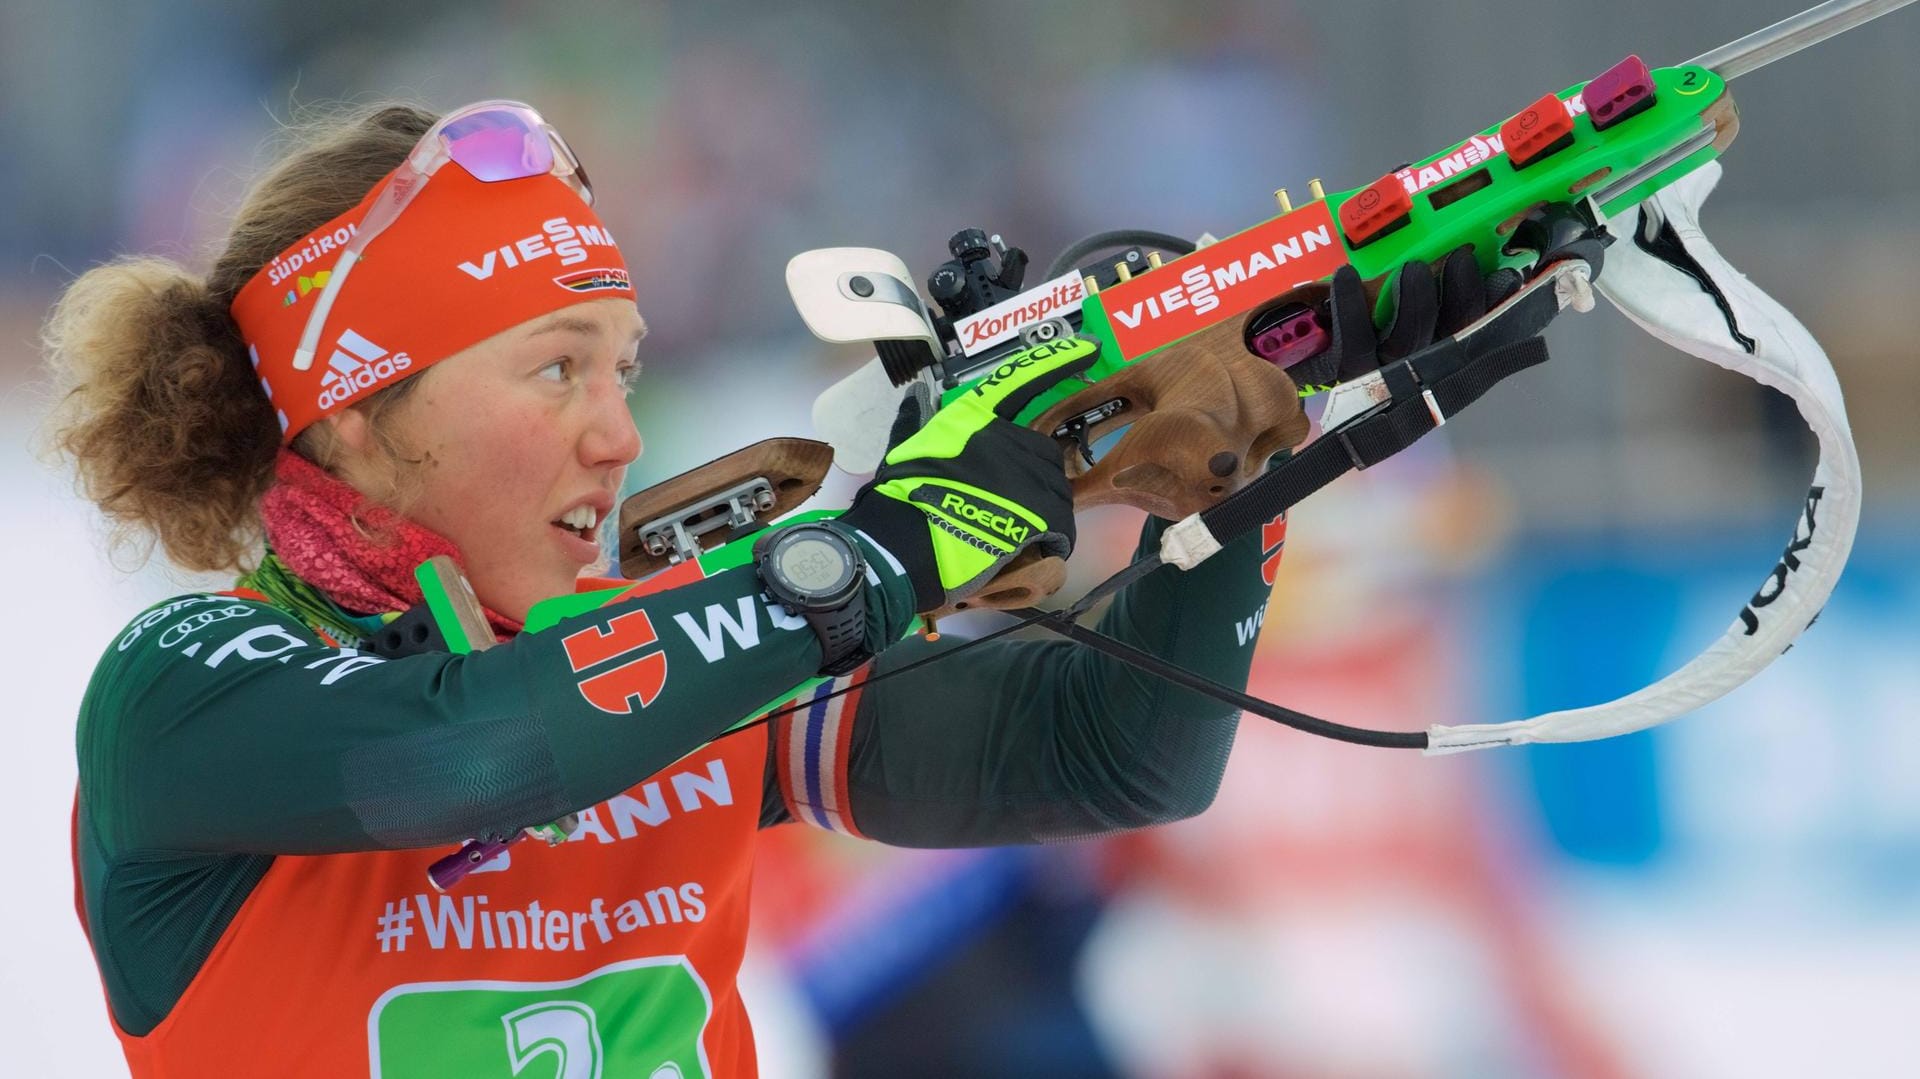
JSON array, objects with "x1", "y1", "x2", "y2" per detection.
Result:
[{"x1": 157, "y1": 604, "x2": 256, "y2": 649}]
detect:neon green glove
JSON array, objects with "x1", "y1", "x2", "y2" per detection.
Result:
[{"x1": 839, "y1": 336, "x2": 1096, "y2": 611}]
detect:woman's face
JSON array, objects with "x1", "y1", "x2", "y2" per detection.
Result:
[{"x1": 349, "y1": 297, "x2": 646, "y2": 620}]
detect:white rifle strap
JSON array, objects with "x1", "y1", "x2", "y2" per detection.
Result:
[{"x1": 1427, "y1": 160, "x2": 1862, "y2": 754}]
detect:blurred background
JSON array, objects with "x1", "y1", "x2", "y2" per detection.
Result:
[{"x1": 4, "y1": 0, "x2": 1918, "y2": 1075}]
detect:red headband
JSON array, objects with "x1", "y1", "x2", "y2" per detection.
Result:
[{"x1": 230, "y1": 166, "x2": 635, "y2": 441}]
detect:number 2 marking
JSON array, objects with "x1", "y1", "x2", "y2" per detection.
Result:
[{"x1": 503, "y1": 1001, "x2": 604, "y2": 1079}]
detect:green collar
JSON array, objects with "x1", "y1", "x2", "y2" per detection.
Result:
[{"x1": 235, "y1": 552, "x2": 393, "y2": 644}]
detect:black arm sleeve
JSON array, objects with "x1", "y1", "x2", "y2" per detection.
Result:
[
  {"x1": 760, "y1": 510, "x2": 1282, "y2": 845},
  {"x1": 81, "y1": 541, "x2": 915, "y2": 858}
]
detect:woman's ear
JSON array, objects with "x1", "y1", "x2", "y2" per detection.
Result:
[
  {"x1": 314, "y1": 405, "x2": 386, "y2": 498},
  {"x1": 324, "y1": 405, "x2": 375, "y2": 456}
]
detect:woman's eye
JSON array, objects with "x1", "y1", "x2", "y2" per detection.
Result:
[
  {"x1": 618, "y1": 365, "x2": 642, "y2": 395},
  {"x1": 538, "y1": 358, "x2": 573, "y2": 382}
]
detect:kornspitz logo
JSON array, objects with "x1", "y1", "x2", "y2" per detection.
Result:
[{"x1": 316, "y1": 328, "x2": 412, "y2": 409}]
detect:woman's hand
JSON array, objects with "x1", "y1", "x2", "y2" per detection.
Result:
[
  {"x1": 1299, "y1": 245, "x2": 1525, "y2": 389},
  {"x1": 839, "y1": 338, "x2": 1096, "y2": 613}
]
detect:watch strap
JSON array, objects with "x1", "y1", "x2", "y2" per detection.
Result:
[{"x1": 811, "y1": 602, "x2": 870, "y2": 676}]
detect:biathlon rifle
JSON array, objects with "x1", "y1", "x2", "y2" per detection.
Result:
[{"x1": 423, "y1": 0, "x2": 1911, "y2": 890}]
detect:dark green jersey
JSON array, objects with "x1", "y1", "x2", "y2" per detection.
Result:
[{"x1": 77, "y1": 511, "x2": 1280, "y2": 1038}]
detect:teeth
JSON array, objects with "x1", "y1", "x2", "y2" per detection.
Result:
[{"x1": 560, "y1": 505, "x2": 600, "y2": 531}]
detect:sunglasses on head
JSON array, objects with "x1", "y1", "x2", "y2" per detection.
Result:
[{"x1": 292, "y1": 100, "x2": 594, "y2": 372}]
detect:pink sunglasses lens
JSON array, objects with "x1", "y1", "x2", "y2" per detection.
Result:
[{"x1": 442, "y1": 109, "x2": 554, "y2": 182}]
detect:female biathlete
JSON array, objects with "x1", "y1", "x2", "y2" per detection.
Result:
[{"x1": 45, "y1": 100, "x2": 1458, "y2": 1077}]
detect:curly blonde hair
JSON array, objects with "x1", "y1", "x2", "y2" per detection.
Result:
[{"x1": 42, "y1": 103, "x2": 439, "y2": 574}]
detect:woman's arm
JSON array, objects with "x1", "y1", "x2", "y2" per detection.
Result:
[
  {"x1": 82, "y1": 539, "x2": 916, "y2": 857},
  {"x1": 763, "y1": 509, "x2": 1285, "y2": 845}
]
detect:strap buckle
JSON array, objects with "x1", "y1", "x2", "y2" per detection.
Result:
[
  {"x1": 1333, "y1": 421, "x2": 1376, "y2": 471},
  {"x1": 1323, "y1": 356, "x2": 1446, "y2": 471}
]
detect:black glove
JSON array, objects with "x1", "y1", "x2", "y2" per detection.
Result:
[{"x1": 1291, "y1": 244, "x2": 1524, "y2": 390}]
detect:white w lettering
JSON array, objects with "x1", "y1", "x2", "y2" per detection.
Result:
[
  {"x1": 672, "y1": 597, "x2": 760, "y2": 662},
  {"x1": 414, "y1": 894, "x2": 476, "y2": 949},
  {"x1": 1234, "y1": 604, "x2": 1268, "y2": 647}
]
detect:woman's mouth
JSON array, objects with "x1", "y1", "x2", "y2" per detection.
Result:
[
  {"x1": 552, "y1": 504, "x2": 601, "y2": 541},
  {"x1": 550, "y1": 505, "x2": 605, "y2": 563}
]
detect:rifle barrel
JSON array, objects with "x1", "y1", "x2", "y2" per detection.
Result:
[{"x1": 1689, "y1": 0, "x2": 1919, "y2": 80}]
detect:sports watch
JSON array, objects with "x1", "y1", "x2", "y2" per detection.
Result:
[{"x1": 752, "y1": 522, "x2": 871, "y2": 677}]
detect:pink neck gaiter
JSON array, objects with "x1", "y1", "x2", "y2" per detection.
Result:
[{"x1": 258, "y1": 450, "x2": 523, "y2": 635}]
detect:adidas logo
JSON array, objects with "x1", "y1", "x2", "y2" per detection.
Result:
[{"x1": 316, "y1": 328, "x2": 412, "y2": 409}]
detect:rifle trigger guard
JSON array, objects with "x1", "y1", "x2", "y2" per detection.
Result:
[{"x1": 1051, "y1": 397, "x2": 1129, "y2": 469}]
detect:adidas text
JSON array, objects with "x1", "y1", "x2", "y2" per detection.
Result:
[{"x1": 317, "y1": 329, "x2": 412, "y2": 409}]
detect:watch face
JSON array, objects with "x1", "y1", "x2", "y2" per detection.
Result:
[{"x1": 776, "y1": 535, "x2": 854, "y2": 597}]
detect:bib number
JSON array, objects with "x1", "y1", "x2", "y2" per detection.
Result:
[{"x1": 369, "y1": 957, "x2": 712, "y2": 1078}]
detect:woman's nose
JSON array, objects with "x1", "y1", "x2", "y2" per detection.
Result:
[{"x1": 581, "y1": 380, "x2": 642, "y2": 468}]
